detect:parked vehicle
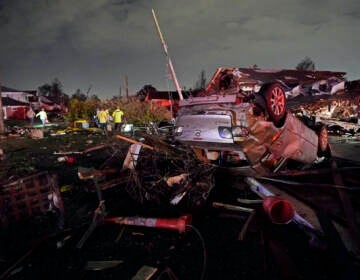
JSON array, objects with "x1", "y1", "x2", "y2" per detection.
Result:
[
  {"x1": 55, "y1": 119, "x2": 102, "y2": 135},
  {"x1": 174, "y1": 67, "x2": 334, "y2": 175}
]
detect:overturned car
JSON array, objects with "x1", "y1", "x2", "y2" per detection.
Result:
[{"x1": 174, "y1": 67, "x2": 337, "y2": 175}]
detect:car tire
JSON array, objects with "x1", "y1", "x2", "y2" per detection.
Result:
[
  {"x1": 316, "y1": 124, "x2": 331, "y2": 157},
  {"x1": 261, "y1": 83, "x2": 287, "y2": 127}
]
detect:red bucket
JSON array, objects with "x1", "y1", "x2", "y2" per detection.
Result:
[{"x1": 263, "y1": 196, "x2": 295, "y2": 224}]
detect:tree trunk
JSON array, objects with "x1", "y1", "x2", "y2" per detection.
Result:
[{"x1": 0, "y1": 70, "x2": 5, "y2": 134}]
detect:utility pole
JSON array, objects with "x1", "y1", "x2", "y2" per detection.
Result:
[
  {"x1": 125, "y1": 75, "x2": 129, "y2": 98},
  {"x1": 0, "y1": 69, "x2": 4, "y2": 134},
  {"x1": 152, "y1": 9, "x2": 184, "y2": 100},
  {"x1": 120, "y1": 75, "x2": 129, "y2": 98}
]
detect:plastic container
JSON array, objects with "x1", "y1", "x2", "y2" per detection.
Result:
[{"x1": 262, "y1": 196, "x2": 295, "y2": 224}]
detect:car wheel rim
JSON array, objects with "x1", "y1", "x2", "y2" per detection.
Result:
[{"x1": 270, "y1": 87, "x2": 285, "y2": 116}]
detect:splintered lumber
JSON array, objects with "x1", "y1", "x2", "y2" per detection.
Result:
[
  {"x1": 82, "y1": 144, "x2": 107, "y2": 154},
  {"x1": 85, "y1": 260, "x2": 123, "y2": 271},
  {"x1": 212, "y1": 202, "x2": 256, "y2": 242},
  {"x1": 236, "y1": 198, "x2": 263, "y2": 204},
  {"x1": 76, "y1": 201, "x2": 106, "y2": 249},
  {"x1": 212, "y1": 202, "x2": 254, "y2": 213},
  {"x1": 166, "y1": 173, "x2": 188, "y2": 187},
  {"x1": 123, "y1": 144, "x2": 142, "y2": 169},
  {"x1": 238, "y1": 211, "x2": 256, "y2": 241},
  {"x1": 131, "y1": 265, "x2": 158, "y2": 280},
  {"x1": 54, "y1": 144, "x2": 107, "y2": 155},
  {"x1": 78, "y1": 167, "x2": 120, "y2": 180},
  {"x1": 115, "y1": 226, "x2": 126, "y2": 243},
  {"x1": 0, "y1": 249, "x2": 33, "y2": 279},
  {"x1": 115, "y1": 134, "x2": 154, "y2": 150}
]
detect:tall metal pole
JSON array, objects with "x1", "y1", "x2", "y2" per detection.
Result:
[{"x1": 151, "y1": 9, "x2": 184, "y2": 100}]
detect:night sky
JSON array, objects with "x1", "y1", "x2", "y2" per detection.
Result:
[{"x1": 1, "y1": 0, "x2": 359, "y2": 99}]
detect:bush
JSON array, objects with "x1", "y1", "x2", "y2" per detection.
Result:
[{"x1": 67, "y1": 97, "x2": 171, "y2": 126}]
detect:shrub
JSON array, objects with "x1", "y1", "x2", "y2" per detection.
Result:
[{"x1": 67, "y1": 97, "x2": 171, "y2": 125}]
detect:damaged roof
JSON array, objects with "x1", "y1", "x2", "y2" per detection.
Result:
[
  {"x1": 2, "y1": 96, "x2": 30, "y2": 106},
  {"x1": 206, "y1": 67, "x2": 347, "y2": 93}
]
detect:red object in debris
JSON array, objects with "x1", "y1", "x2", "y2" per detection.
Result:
[
  {"x1": 262, "y1": 196, "x2": 295, "y2": 224},
  {"x1": 155, "y1": 215, "x2": 192, "y2": 232},
  {"x1": 66, "y1": 156, "x2": 76, "y2": 163},
  {"x1": 105, "y1": 215, "x2": 192, "y2": 233}
]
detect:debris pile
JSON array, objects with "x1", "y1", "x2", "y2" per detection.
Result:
[
  {"x1": 0, "y1": 171, "x2": 63, "y2": 228},
  {"x1": 0, "y1": 129, "x2": 359, "y2": 279}
]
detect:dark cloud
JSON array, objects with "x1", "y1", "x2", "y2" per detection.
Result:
[{"x1": 0, "y1": 0, "x2": 359, "y2": 98}]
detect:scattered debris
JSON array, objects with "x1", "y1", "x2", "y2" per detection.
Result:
[
  {"x1": 212, "y1": 201, "x2": 254, "y2": 214},
  {"x1": 54, "y1": 119, "x2": 102, "y2": 135},
  {"x1": 238, "y1": 211, "x2": 256, "y2": 241},
  {"x1": 85, "y1": 260, "x2": 124, "y2": 271},
  {"x1": 131, "y1": 265, "x2": 158, "y2": 280},
  {"x1": 29, "y1": 128, "x2": 44, "y2": 139},
  {"x1": 0, "y1": 93, "x2": 359, "y2": 279},
  {"x1": 76, "y1": 200, "x2": 107, "y2": 249},
  {"x1": 0, "y1": 148, "x2": 4, "y2": 160},
  {"x1": 245, "y1": 177, "x2": 316, "y2": 230},
  {"x1": 262, "y1": 196, "x2": 295, "y2": 224},
  {"x1": 54, "y1": 144, "x2": 107, "y2": 156},
  {"x1": 123, "y1": 143, "x2": 143, "y2": 169},
  {"x1": 105, "y1": 215, "x2": 192, "y2": 233},
  {"x1": 0, "y1": 171, "x2": 63, "y2": 227}
]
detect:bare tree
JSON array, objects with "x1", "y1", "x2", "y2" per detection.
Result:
[
  {"x1": 296, "y1": 56, "x2": 315, "y2": 71},
  {"x1": 38, "y1": 78, "x2": 68, "y2": 104},
  {"x1": 72, "y1": 89, "x2": 87, "y2": 101}
]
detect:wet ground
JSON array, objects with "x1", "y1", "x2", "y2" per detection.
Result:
[
  {"x1": 0, "y1": 132, "x2": 359, "y2": 279},
  {"x1": 329, "y1": 135, "x2": 360, "y2": 160}
]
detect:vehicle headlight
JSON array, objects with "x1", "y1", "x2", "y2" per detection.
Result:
[
  {"x1": 218, "y1": 127, "x2": 233, "y2": 139},
  {"x1": 174, "y1": 126, "x2": 183, "y2": 136}
]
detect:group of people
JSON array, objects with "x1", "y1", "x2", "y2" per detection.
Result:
[
  {"x1": 25, "y1": 106, "x2": 125, "y2": 133},
  {"x1": 26, "y1": 107, "x2": 48, "y2": 127},
  {"x1": 96, "y1": 107, "x2": 124, "y2": 133}
]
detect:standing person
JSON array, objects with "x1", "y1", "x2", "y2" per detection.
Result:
[
  {"x1": 26, "y1": 107, "x2": 36, "y2": 127},
  {"x1": 97, "y1": 107, "x2": 108, "y2": 134},
  {"x1": 93, "y1": 108, "x2": 100, "y2": 127},
  {"x1": 112, "y1": 107, "x2": 124, "y2": 132},
  {"x1": 36, "y1": 108, "x2": 48, "y2": 127},
  {"x1": 105, "y1": 109, "x2": 110, "y2": 122},
  {"x1": 105, "y1": 109, "x2": 112, "y2": 132}
]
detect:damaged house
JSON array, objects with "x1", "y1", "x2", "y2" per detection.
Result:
[
  {"x1": 1, "y1": 96, "x2": 30, "y2": 120},
  {"x1": 1, "y1": 86, "x2": 39, "y2": 111},
  {"x1": 1, "y1": 86, "x2": 64, "y2": 115}
]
